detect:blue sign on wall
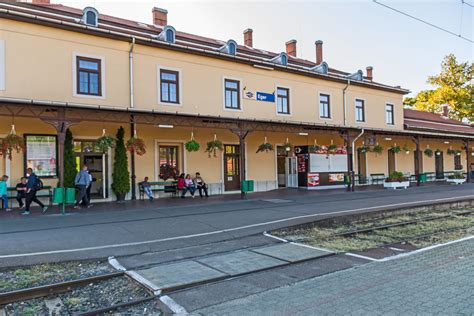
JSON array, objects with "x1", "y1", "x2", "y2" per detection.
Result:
[{"x1": 256, "y1": 92, "x2": 275, "y2": 102}]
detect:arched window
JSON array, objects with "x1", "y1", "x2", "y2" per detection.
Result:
[
  {"x1": 166, "y1": 28, "x2": 175, "y2": 43},
  {"x1": 82, "y1": 7, "x2": 99, "y2": 27},
  {"x1": 281, "y1": 53, "x2": 288, "y2": 65},
  {"x1": 158, "y1": 26, "x2": 176, "y2": 43},
  {"x1": 228, "y1": 42, "x2": 236, "y2": 55}
]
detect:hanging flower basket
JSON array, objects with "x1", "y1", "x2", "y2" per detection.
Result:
[
  {"x1": 282, "y1": 142, "x2": 292, "y2": 152},
  {"x1": 256, "y1": 142, "x2": 274, "y2": 153},
  {"x1": 309, "y1": 145, "x2": 321, "y2": 153},
  {"x1": 358, "y1": 145, "x2": 370, "y2": 153},
  {"x1": 372, "y1": 144, "x2": 383, "y2": 155},
  {"x1": 185, "y1": 139, "x2": 200, "y2": 152},
  {"x1": 327, "y1": 144, "x2": 337, "y2": 154},
  {"x1": 95, "y1": 135, "x2": 115, "y2": 153},
  {"x1": 205, "y1": 139, "x2": 223, "y2": 157},
  {"x1": 447, "y1": 148, "x2": 461, "y2": 156},
  {"x1": 424, "y1": 148, "x2": 433, "y2": 157},
  {"x1": 402, "y1": 145, "x2": 411, "y2": 154},
  {"x1": 126, "y1": 137, "x2": 146, "y2": 156},
  {"x1": 0, "y1": 133, "x2": 25, "y2": 160},
  {"x1": 389, "y1": 145, "x2": 401, "y2": 154}
]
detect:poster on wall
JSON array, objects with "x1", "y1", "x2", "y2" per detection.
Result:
[
  {"x1": 307, "y1": 173, "x2": 320, "y2": 186},
  {"x1": 310, "y1": 153, "x2": 348, "y2": 173},
  {"x1": 25, "y1": 135, "x2": 57, "y2": 177},
  {"x1": 297, "y1": 154, "x2": 307, "y2": 172},
  {"x1": 328, "y1": 173, "x2": 345, "y2": 183}
]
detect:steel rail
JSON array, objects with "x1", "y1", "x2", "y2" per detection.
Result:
[
  {"x1": 77, "y1": 296, "x2": 156, "y2": 316},
  {"x1": 0, "y1": 272, "x2": 124, "y2": 305}
]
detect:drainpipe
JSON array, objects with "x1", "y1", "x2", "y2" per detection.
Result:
[
  {"x1": 351, "y1": 128, "x2": 365, "y2": 191},
  {"x1": 129, "y1": 37, "x2": 137, "y2": 200},
  {"x1": 342, "y1": 79, "x2": 351, "y2": 126},
  {"x1": 129, "y1": 36, "x2": 135, "y2": 108}
]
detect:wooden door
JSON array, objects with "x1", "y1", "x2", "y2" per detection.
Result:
[
  {"x1": 224, "y1": 145, "x2": 240, "y2": 191},
  {"x1": 388, "y1": 150, "x2": 396, "y2": 175},
  {"x1": 435, "y1": 152, "x2": 444, "y2": 179}
]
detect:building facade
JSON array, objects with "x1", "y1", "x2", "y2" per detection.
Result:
[{"x1": 0, "y1": 0, "x2": 472, "y2": 200}]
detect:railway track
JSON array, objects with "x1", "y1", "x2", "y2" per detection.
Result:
[{"x1": 0, "y1": 271, "x2": 157, "y2": 315}]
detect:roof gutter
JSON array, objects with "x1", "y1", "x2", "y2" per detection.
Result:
[{"x1": 129, "y1": 36, "x2": 135, "y2": 108}]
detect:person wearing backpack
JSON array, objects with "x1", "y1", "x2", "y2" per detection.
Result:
[
  {"x1": 22, "y1": 168, "x2": 48, "y2": 216},
  {"x1": 74, "y1": 165, "x2": 92, "y2": 209}
]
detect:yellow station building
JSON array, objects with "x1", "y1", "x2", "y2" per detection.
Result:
[{"x1": 0, "y1": 0, "x2": 472, "y2": 201}]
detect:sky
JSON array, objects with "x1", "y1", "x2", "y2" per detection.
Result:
[{"x1": 57, "y1": 0, "x2": 472, "y2": 96}]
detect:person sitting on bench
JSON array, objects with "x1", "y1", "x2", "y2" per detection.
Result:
[
  {"x1": 194, "y1": 172, "x2": 209, "y2": 198},
  {"x1": 141, "y1": 177, "x2": 154, "y2": 200},
  {"x1": 180, "y1": 174, "x2": 195, "y2": 198},
  {"x1": 15, "y1": 177, "x2": 28, "y2": 209}
]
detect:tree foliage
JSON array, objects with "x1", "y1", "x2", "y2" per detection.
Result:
[
  {"x1": 404, "y1": 54, "x2": 473, "y2": 122},
  {"x1": 63, "y1": 129, "x2": 76, "y2": 188},
  {"x1": 111, "y1": 126, "x2": 130, "y2": 194}
]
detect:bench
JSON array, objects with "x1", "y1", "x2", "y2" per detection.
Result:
[
  {"x1": 370, "y1": 173, "x2": 386, "y2": 185},
  {"x1": 2, "y1": 186, "x2": 53, "y2": 209},
  {"x1": 138, "y1": 181, "x2": 178, "y2": 200}
]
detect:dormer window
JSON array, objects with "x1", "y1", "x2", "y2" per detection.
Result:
[
  {"x1": 308, "y1": 61, "x2": 328, "y2": 74},
  {"x1": 82, "y1": 7, "x2": 99, "y2": 27},
  {"x1": 219, "y1": 40, "x2": 238, "y2": 56},
  {"x1": 347, "y1": 70, "x2": 364, "y2": 81},
  {"x1": 157, "y1": 25, "x2": 176, "y2": 43},
  {"x1": 270, "y1": 52, "x2": 288, "y2": 66}
]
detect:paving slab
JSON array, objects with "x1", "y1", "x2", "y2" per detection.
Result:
[
  {"x1": 251, "y1": 243, "x2": 333, "y2": 262},
  {"x1": 197, "y1": 250, "x2": 286, "y2": 276},
  {"x1": 136, "y1": 261, "x2": 227, "y2": 290}
]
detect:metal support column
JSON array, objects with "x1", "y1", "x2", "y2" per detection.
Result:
[
  {"x1": 130, "y1": 115, "x2": 137, "y2": 200},
  {"x1": 465, "y1": 140, "x2": 472, "y2": 183},
  {"x1": 413, "y1": 136, "x2": 421, "y2": 186},
  {"x1": 231, "y1": 126, "x2": 250, "y2": 200},
  {"x1": 343, "y1": 132, "x2": 355, "y2": 192}
]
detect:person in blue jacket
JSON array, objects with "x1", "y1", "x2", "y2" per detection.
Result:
[
  {"x1": 74, "y1": 165, "x2": 92, "y2": 209},
  {"x1": 22, "y1": 168, "x2": 48, "y2": 216}
]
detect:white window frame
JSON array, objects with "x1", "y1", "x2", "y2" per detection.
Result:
[
  {"x1": 355, "y1": 98, "x2": 366, "y2": 123},
  {"x1": 275, "y1": 84, "x2": 291, "y2": 116},
  {"x1": 318, "y1": 92, "x2": 332, "y2": 120},
  {"x1": 157, "y1": 65, "x2": 183, "y2": 106},
  {"x1": 72, "y1": 52, "x2": 106, "y2": 99},
  {"x1": 222, "y1": 76, "x2": 243, "y2": 112},
  {"x1": 385, "y1": 103, "x2": 395, "y2": 125},
  {"x1": 0, "y1": 40, "x2": 5, "y2": 91}
]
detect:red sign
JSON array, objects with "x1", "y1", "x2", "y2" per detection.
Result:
[{"x1": 307, "y1": 173, "x2": 320, "y2": 186}]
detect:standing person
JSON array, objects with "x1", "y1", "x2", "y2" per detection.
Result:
[
  {"x1": 0, "y1": 175, "x2": 11, "y2": 212},
  {"x1": 22, "y1": 168, "x2": 48, "y2": 215},
  {"x1": 141, "y1": 177, "x2": 154, "y2": 200},
  {"x1": 82, "y1": 170, "x2": 95, "y2": 206},
  {"x1": 182, "y1": 174, "x2": 195, "y2": 198},
  {"x1": 74, "y1": 165, "x2": 92, "y2": 209},
  {"x1": 15, "y1": 177, "x2": 28, "y2": 209},
  {"x1": 194, "y1": 172, "x2": 209, "y2": 198}
]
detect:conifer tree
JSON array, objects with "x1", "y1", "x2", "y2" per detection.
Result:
[
  {"x1": 63, "y1": 129, "x2": 76, "y2": 188},
  {"x1": 111, "y1": 126, "x2": 130, "y2": 199}
]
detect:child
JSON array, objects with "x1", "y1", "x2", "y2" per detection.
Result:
[
  {"x1": 16, "y1": 177, "x2": 28, "y2": 209},
  {"x1": 0, "y1": 175, "x2": 11, "y2": 212}
]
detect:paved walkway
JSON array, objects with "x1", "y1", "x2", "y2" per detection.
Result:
[
  {"x1": 191, "y1": 238, "x2": 474, "y2": 315},
  {"x1": 0, "y1": 184, "x2": 472, "y2": 267}
]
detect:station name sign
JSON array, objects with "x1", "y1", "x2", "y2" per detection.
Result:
[{"x1": 243, "y1": 90, "x2": 275, "y2": 102}]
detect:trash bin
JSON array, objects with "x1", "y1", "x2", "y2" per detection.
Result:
[
  {"x1": 241, "y1": 180, "x2": 254, "y2": 193},
  {"x1": 419, "y1": 173, "x2": 427, "y2": 183},
  {"x1": 52, "y1": 188, "x2": 64, "y2": 204},
  {"x1": 65, "y1": 188, "x2": 76, "y2": 204}
]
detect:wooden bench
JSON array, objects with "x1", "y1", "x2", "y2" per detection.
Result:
[
  {"x1": 138, "y1": 181, "x2": 178, "y2": 200},
  {"x1": 2, "y1": 186, "x2": 53, "y2": 208}
]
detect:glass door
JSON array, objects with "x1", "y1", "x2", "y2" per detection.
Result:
[{"x1": 224, "y1": 145, "x2": 240, "y2": 191}]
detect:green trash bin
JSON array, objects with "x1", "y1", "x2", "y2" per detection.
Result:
[
  {"x1": 65, "y1": 188, "x2": 76, "y2": 204},
  {"x1": 242, "y1": 180, "x2": 254, "y2": 193},
  {"x1": 419, "y1": 173, "x2": 427, "y2": 183},
  {"x1": 52, "y1": 188, "x2": 65, "y2": 204}
]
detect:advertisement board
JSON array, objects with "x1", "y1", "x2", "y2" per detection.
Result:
[
  {"x1": 307, "y1": 173, "x2": 320, "y2": 186},
  {"x1": 25, "y1": 135, "x2": 57, "y2": 177}
]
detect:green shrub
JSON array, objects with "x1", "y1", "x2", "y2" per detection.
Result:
[
  {"x1": 63, "y1": 129, "x2": 77, "y2": 188},
  {"x1": 185, "y1": 139, "x2": 200, "y2": 152},
  {"x1": 386, "y1": 171, "x2": 408, "y2": 182},
  {"x1": 111, "y1": 127, "x2": 130, "y2": 196}
]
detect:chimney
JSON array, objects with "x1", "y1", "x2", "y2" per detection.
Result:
[
  {"x1": 366, "y1": 66, "x2": 373, "y2": 81},
  {"x1": 32, "y1": 0, "x2": 50, "y2": 4},
  {"x1": 315, "y1": 40, "x2": 323, "y2": 65},
  {"x1": 244, "y1": 29, "x2": 253, "y2": 47},
  {"x1": 442, "y1": 104, "x2": 449, "y2": 117},
  {"x1": 285, "y1": 40, "x2": 297, "y2": 57},
  {"x1": 152, "y1": 7, "x2": 168, "y2": 26}
]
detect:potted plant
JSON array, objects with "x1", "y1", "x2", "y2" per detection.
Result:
[
  {"x1": 384, "y1": 171, "x2": 409, "y2": 190},
  {"x1": 185, "y1": 139, "x2": 200, "y2": 152},
  {"x1": 95, "y1": 131, "x2": 115, "y2": 153},
  {"x1": 372, "y1": 144, "x2": 383, "y2": 155},
  {"x1": 446, "y1": 172, "x2": 466, "y2": 185},
  {"x1": 309, "y1": 144, "x2": 321, "y2": 153},
  {"x1": 0, "y1": 125, "x2": 25, "y2": 160},
  {"x1": 112, "y1": 127, "x2": 130, "y2": 202},
  {"x1": 389, "y1": 145, "x2": 401, "y2": 154},
  {"x1": 256, "y1": 138, "x2": 273, "y2": 153},
  {"x1": 447, "y1": 148, "x2": 461, "y2": 156},
  {"x1": 159, "y1": 163, "x2": 179, "y2": 181},
  {"x1": 126, "y1": 137, "x2": 146, "y2": 156},
  {"x1": 327, "y1": 143, "x2": 337, "y2": 154},
  {"x1": 424, "y1": 148, "x2": 433, "y2": 157},
  {"x1": 205, "y1": 135, "x2": 223, "y2": 157}
]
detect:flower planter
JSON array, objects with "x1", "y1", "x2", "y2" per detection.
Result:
[
  {"x1": 383, "y1": 181, "x2": 409, "y2": 190},
  {"x1": 446, "y1": 178, "x2": 466, "y2": 185}
]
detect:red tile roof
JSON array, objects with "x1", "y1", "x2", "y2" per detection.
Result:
[{"x1": 404, "y1": 109, "x2": 474, "y2": 135}]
